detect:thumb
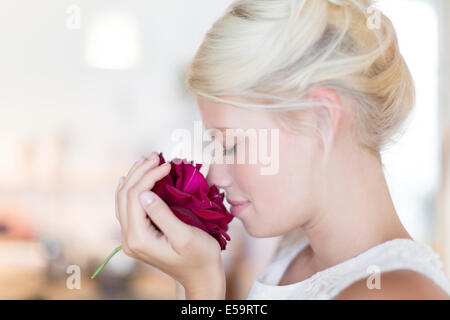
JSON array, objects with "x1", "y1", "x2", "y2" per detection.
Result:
[{"x1": 140, "y1": 191, "x2": 192, "y2": 251}]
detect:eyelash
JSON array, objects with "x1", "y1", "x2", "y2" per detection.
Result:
[{"x1": 223, "y1": 145, "x2": 235, "y2": 156}]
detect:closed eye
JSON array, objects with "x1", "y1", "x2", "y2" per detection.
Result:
[{"x1": 222, "y1": 145, "x2": 235, "y2": 156}]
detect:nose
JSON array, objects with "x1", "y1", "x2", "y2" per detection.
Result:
[{"x1": 206, "y1": 163, "x2": 233, "y2": 189}]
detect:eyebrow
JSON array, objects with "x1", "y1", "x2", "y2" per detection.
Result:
[
  {"x1": 207, "y1": 126, "x2": 231, "y2": 130},
  {"x1": 204, "y1": 127, "x2": 231, "y2": 134}
]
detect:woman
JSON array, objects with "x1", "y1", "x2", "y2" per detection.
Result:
[{"x1": 115, "y1": 0, "x2": 450, "y2": 299}]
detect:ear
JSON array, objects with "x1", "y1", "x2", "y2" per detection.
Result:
[{"x1": 306, "y1": 86, "x2": 344, "y2": 148}]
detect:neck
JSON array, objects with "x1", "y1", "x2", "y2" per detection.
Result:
[{"x1": 301, "y1": 146, "x2": 411, "y2": 272}]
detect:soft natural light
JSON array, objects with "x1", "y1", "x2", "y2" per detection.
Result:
[
  {"x1": 84, "y1": 11, "x2": 142, "y2": 70},
  {"x1": 377, "y1": 0, "x2": 440, "y2": 242}
]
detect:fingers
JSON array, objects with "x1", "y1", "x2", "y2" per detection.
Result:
[
  {"x1": 126, "y1": 163, "x2": 171, "y2": 238},
  {"x1": 116, "y1": 152, "x2": 161, "y2": 234},
  {"x1": 129, "y1": 161, "x2": 171, "y2": 196},
  {"x1": 115, "y1": 176, "x2": 129, "y2": 233},
  {"x1": 122, "y1": 156, "x2": 146, "y2": 190},
  {"x1": 115, "y1": 176, "x2": 135, "y2": 256},
  {"x1": 115, "y1": 176, "x2": 126, "y2": 221},
  {"x1": 116, "y1": 151, "x2": 186, "y2": 263},
  {"x1": 139, "y1": 191, "x2": 193, "y2": 255},
  {"x1": 127, "y1": 156, "x2": 146, "y2": 176},
  {"x1": 124, "y1": 152, "x2": 161, "y2": 188}
]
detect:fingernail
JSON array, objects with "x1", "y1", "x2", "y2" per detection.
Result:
[
  {"x1": 118, "y1": 176, "x2": 125, "y2": 187},
  {"x1": 140, "y1": 192, "x2": 156, "y2": 206},
  {"x1": 148, "y1": 152, "x2": 158, "y2": 161},
  {"x1": 135, "y1": 156, "x2": 145, "y2": 165}
]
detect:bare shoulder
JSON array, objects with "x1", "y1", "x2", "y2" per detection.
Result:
[{"x1": 333, "y1": 269, "x2": 450, "y2": 300}]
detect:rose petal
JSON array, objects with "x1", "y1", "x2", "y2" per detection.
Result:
[
  {"x1": 187, "y1": 196, "x2": 211, "y2": 210},
  {"x1": 166, "y1": 184, "x2": 191, "y2": 199},
  {"x1": 150, "y1": 155, "x2": 233, "y2": 251},
  {"x1": 191, "y1": 208, "x2": 226, "y2": 220},
  {"x1": 218, "y1": 236, "x2": 227, "y2": 250},
  {"x1": 182, "y1": 164, "x2": 209, "y2": 194},
  {"x1": 220, "y1": 229, "x2": 231, "y2": 241},
  {"x1": 171, "y1": 206, "x2": 209, "y2": 234}
]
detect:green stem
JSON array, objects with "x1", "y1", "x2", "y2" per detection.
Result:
[{"x1": 91, "y1": 245, "x2": 123, "y2": 279}]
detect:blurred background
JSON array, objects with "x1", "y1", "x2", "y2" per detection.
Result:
[{"x1": 1, "y1": 0, "x2": 450, "y2": 299}]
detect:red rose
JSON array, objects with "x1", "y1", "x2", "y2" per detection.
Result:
[
  {"x1": 91, "y1": 153, "x2": 234, "y2": 279},
  {"x1": 151, "y1": 153, "x2": 234, "y2": 250}
]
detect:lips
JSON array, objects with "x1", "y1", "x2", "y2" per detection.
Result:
[
  {"x1": 227, "y1": 199, "x2": 249, "y2": 206},
  {"x1": 226, "y1": 198, "x2": 251, "y2": 216}
]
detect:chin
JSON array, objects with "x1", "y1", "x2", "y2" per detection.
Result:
[{"x1": 241, "y1": 220, "x2": 280, "y2": 238}]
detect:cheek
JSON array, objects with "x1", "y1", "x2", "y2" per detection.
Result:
[
  {"x1": 278, "y1": 134, "x2": 320, "y2": 210},
  {"x1": 235, "y1": 132, "x2": 320, "y2": 219}
]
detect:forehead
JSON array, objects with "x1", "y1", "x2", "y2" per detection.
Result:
[{"x1": 196, "y1": 95, "x2": 275, "y2": 130}]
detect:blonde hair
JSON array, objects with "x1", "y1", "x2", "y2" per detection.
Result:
[{"x1": 185, "y1": 0, "x2": 415, "y2": 156}]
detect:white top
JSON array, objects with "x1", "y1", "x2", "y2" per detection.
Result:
[{"x1": 246, "y1": 234, "x2": 450, "y2": 299}]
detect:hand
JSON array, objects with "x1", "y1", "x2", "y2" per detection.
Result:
[{"x1": 116, "y1": 152, "x2": 226, "y2": 299}]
